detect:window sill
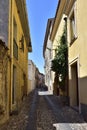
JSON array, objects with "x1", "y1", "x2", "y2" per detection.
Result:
[{"x1": 70, "y1": 36, "x2": 77, "y2": 46}]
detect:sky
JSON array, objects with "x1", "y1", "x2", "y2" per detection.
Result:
[{"x1": 26, "y1": 0, "x2": 58, "y2": 74}]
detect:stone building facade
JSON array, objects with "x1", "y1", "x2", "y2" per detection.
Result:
[
  {"x1": 43, "y1": 18, "x2": 54, "y2": 94},
  {"x1": 28, "y1": 60, "x2": 36, "y2": 93},
  {"x1": 0, "y1": 0, "x2": 32, "y2": 124},
  {"x1": 50, "y1": 0, "x2": 87, "y2": 120},
  {"x1": 0, "y1": 40, "x2": 9, "y2": 124},
  {"x1": 65, "y1": 0, "x2": 87, "y2": 121},
  {"x1": 50, "y1": 0, "x2": 68, "y2": 96}
]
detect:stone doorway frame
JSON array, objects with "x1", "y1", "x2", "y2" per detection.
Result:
[{"x1": 69, "y1": 56, "x2": 81, "y2": 113}]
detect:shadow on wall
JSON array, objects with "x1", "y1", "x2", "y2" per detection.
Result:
[{"x1": 69, "y1": 76, "x2": 87, "y2": 122}]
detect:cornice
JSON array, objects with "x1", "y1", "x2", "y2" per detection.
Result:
[{"x1": 64, "y1": 0, "x2": 76, "y2": 15}]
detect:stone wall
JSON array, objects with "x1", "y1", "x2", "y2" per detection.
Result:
[{"x1": 0, "y1": 41, "x2": 9, "y2": 124}]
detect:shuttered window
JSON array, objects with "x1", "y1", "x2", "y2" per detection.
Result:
[
  {"x1": 13, "y1": 18, "x2": 18, "y2": 60},
  {"x1": 13, "y1": 39, "x2": 18, "y2": 60}
]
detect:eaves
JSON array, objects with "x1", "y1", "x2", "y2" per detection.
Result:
[
  {"x1": 50, "y1": 0, "x2": 68, "y2": 42},
  {"x1": 15, "y1": 0, "x2": 32, "y2": 52}
]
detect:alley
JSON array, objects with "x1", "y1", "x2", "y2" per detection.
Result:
[{"x1": 0, "y1": 89, "x2": 87, "y2": 130}]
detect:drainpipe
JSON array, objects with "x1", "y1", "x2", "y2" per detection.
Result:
[
  {"x1": 9, "y1": 0, "x2": 13, "y2": 113},
  {"x1": 64, "y1": 16, "x2": 69, "y2": 104}
]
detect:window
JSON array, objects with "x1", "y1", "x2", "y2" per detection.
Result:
[
  {"x1": 13, "y1": 18, "x2": 17, "y2": 41},
  {"x1": 13, "y1": 39, "x2": 18, "y2": 60},
  {"x1": 70, "y1": 11, "x2": 75, "y2": 41},
  {"x1": 69, "y1": 2, "x2": 77, "y2": 44},
  {"x1": 13, "y1": 18, "x2": 18, "y2": 59},
  {"x1": 19, "y1": 35, "x2": 24, "y2": 52}
]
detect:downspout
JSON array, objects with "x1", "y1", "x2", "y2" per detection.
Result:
[
  {"x1": 9, "y1": 0, "x2": 13, "y2": 113},
  {"x1": 64, "y1": 16, "x2": 69, "y2": 105}
]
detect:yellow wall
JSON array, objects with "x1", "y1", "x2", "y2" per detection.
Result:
[
  {"x1": 67, "y1": 0, "x2": 87, "y2": 106},
  {"x1": 52, "y1": 15, "x2": 66, "y2": 58},
  {"x1": 0, "y1": 0, "x2": 31, "y2": 124},
  {"x1": 52, "y1": 14, "x2": 66, "y2": 93},
  {"x1": 8, "y1": 0, "x2": 29, "y2": 112}
]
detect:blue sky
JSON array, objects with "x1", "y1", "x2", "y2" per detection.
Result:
[{"x1": 26, "y1": 0, "x2": 58, "y2": 74}]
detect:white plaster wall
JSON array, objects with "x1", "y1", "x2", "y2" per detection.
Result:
[{"x1": 28, "y1": 60, "x2": 36, "y2": 93}]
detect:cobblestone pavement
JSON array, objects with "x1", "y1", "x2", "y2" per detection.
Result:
[
  {"x1": 0, "y1": 89, "x2": 87, "y2": 130},
  {"x1": 0, "y1": 89, "x2": 38, "y2": 130},
  {"x1": 37, "y1": 96, "x2": 57, "y2": 130},
  {"x1": 44, "y1": 95, "x2": 87, "y2": 130}
]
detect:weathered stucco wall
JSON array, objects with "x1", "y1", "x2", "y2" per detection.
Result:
[{"x1": 0, "y1": 0, "x2": 9, "y2": 45}]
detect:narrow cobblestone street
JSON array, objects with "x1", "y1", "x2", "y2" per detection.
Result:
[{"x1": 0, "y1": 89, "x2": 87, "y2": 130}]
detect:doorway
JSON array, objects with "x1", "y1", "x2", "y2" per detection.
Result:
[
  {"x1": 71, "y1": 62, "x2": 79, "y2": 106},
  {"x1": 12, "y1": 66, "x2": 16, "y2": 104},
  {"x1": 23, "y1": 74, "x2": 27, "y2": 96}
]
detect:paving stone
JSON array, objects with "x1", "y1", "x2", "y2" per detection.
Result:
[{"x1": 0, "y1": 88, "x2": 87, "y2": 130}]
